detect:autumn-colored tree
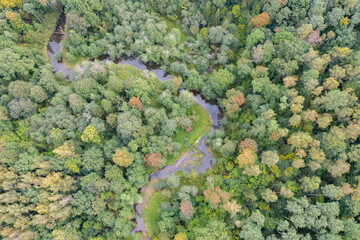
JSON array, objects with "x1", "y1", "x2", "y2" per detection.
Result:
[
  {"x1": 308, "y1": 146, "x2": 325, "y2": 164},
  {"x1": 64, "y1": 157, "x2": 82, "y2": 173},
  {"x1": 144, "y1": 153, "x2": 162, "y2": 169},
  {"x1": 232, "y1": 5, "x2": 241, "y2": 18},
  {"x1": 52, "y1": 141, "x2": 77, "y2": 158},
  {"x1": 223, "y1": 88, "x2": 245, "y2": 117},
  {"x1": 237, "y1": 148, "x2": 258, "y2": 167},
  {"x1": 223, "y1": 200, "x2": 242, "y2": 218},
  {"x1": 261, "y1": 150, "x2": 279, "y2": 167},
  {"x1": 289, "y1": 114, "x2": 301, "y2": 127},
  {"x1": 280, "y1": 187, "x2": 294, "y2": 198},
  {"x1": 292, "y1": 157, "x2": 305, "y2": 169},
  {"x1": 306, "y1": 30, "x2": 322, "y2": 46},
  {"x1": 129, "y1": 97, "x2": 143, "y2": 111},
  {"x1": 283, "y1": 75, "x2": 299, "y2": 88},
  {"x1": 328, "y1": 159, "x2": 350, "y2": 178},
  {"x1": 174, "y1": 232, "x2": 188, "y2": 240},
  {"x1": 242, "y1": 165, "x2": 261, "y2": 177},
  {"x1": 81, "y1": 125, "x2": 101, "y2": 144},
  {"x1": 287, "y1": 132, "x2": 313, "y2": 149},
  {"x1": 238, "y1": 138, "x2": 258, "y2": 153},
  {"x1": 106, "y1": 113, "x2": 117, "y2": 127},
  {"x1": 5, "y1": 10, "x2": 25, "y2": 32},
  {"x1": 297, "y1": 24, "x2": 313, "y2": 40},
  {"x1": 0, "y1": 0, "x2": 22, "y2": 10},
  {"x1": 180, "y1": 200, "x2": 194, "y2": 221},
  {"x1": 304, "y1": 109, "x2": 318, "y2": 121},
  {"x1": 290, "y1": 95, "x2": 305, "y2": 114},
  {"x1": 316, "y1": 113, "x2": 332, "y2": 128},
  {"x1": 261, "y1": 188, "x2": 278, "y2": 202},
  {"x1": 112, "y1": 147, "x2": 134, "y2": 167},
  {"x1": 340, "y1": 183, "x2": 354, "y2": 195},
  {"x1": 352, "y1": 186, "x2": 360, "y2": 201},
  {"x1": 204, "y1": 185, "x2": 231, "y2": 209},
  {"x1": 249, "y1": 12, "x2": 270, "y2": 28},
  {"x1": 345, "y1": 121, "x2": 360, "y2": 140}
]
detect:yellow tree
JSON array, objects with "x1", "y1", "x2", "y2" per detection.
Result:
[
  {"x1": 5, "y1": 10, "x2": 25, "y2": 32},
  {"x1": 81, "y1": 125, "x2": 101, "y2": 144},
  {"x1": 112, "y1": 147, "x2": 134, "y2": 167},
  {"x1": 174, "y1": 232, "x2": 188, "y2": 240},
  {"x1": 52, "y1": 141, "x2": 77, "y2": 158},
  {"x1": 0, "y1": 0, "x2": 22, "y2": 10},
  {"x1": 237, "y1": 148, "x2": 258, "y2": 167}
]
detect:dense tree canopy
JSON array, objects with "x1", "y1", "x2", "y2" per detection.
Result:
[{"x1": 1, "y1": 0, "x2": 360, "y2": 239}]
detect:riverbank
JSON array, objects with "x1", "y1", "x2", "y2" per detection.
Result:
[
  {"x1": 21, "y1": 11, "x2": 60, "y2": 60},
  {"x1": 166, "y1": 104, "x2": 211, "y2": 165},
  {"x1": 47, "y1": 12, "x2": 222, "y2": 238}
]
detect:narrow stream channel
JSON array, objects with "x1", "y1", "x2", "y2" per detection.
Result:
[{"x1": 48, "y1": 13, "x2": 222, "y2": 236}]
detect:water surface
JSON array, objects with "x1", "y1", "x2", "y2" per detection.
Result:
[{"x1": 48, "y1": 13, "x2": 222, "y2": 236}]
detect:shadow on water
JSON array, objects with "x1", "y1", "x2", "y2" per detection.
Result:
[
  {"x1": 47, "y1": 13, "x2": 73, "y2": 79},
  {"x1": 48, "y1": 13, "x2": 222, "y2": 237}
]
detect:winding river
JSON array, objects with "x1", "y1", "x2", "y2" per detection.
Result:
[{"x1": 47, "y1": 13, "x2": 222, "y2": 236}]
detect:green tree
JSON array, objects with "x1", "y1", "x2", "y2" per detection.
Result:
[
  {"x1": 246, "y1": 29, "x2": 265, "y2": 49},
  {"x1": 207, "y1": 69, "x2": 235, "y2": 97},
  {"x1": 63, "y1": 0, "x2": 103, "y2": 27},
  {"x1": 240, "y1": 210, "x2": 265, "y2": 240},
  {"x1": 116, "y1": 111, "x2": 142, "y2": 139},
  {"x1": 82, "y1": 147, "x2": 104, "y2": 172},
  {"x1": 300, "y1": 176, "x2": 321, "y2": 192},
  {"x1": 194, "y1": 220, "x2": 231, "y2": 240},
  {"x1": 261, "y1": 150, "x2": 280, "y2": 167}
]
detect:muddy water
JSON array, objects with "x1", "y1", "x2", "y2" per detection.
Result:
[{"x1": 48, "y1": 13, "x2": 221, "y2": 236}]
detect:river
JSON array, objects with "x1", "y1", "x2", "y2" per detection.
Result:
[{"x1": 47, "y1": 12, "x2": 222, "y2": 236}]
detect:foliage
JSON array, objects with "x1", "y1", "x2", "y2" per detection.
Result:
[
  {"x1": 112, "y1": 147, "x2": 134, "y2": 167},
  {"x1": 1, "y1": 0, "x2": 360, "y2": 239},
  {"x1": 81, "y1": 125, "x2": 101, "y2": 144}
]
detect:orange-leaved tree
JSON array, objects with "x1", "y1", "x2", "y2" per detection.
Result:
[{"x1": 249, "y1": 12, "x2": 270, "y2": 28}]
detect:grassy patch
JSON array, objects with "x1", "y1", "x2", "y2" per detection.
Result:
[
  {"x1": 167, "y1": 104, "x2": 211, "y2": 165},
  {"x1": 143, "y1": 191, "x2": 169, "y2": 238},
  {"x1": 162, "y1": 16, "x2": 188, "y2": 43},
  {"x1": 62, "y1": 55, "x2": 91, "y2": 69},
  {"x1": 23, "y1": 11, "x2": 60, "y2": 59},
  {"x1": 117, "y1": 64, "x2": 144, "y2": 80}
]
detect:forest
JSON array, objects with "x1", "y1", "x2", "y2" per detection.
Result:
[{"x1": 0, "y1": 0, "x2": 360, "y2": 239}]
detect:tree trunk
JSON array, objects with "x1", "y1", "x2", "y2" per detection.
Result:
[{"x1": 34, "y1": 14, "x2": 43, "y2": 23}]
